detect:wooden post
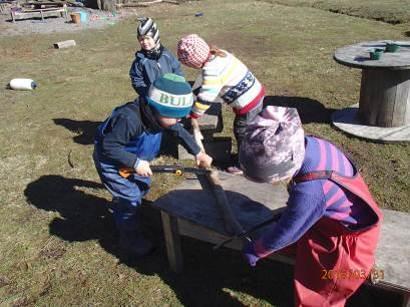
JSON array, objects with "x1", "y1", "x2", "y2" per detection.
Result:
[
  {"x1": 100, "y1": 0, "x2": 116, "y2": 11},
  {"x1": 161, "y1": 211, "x2": 183, "y2": 273},
  {"x1": 359, "y1": 69, "x2": 410, "y2": 127},
  {"x1": 402, "y1": 292, "x2": 410, "y2": 307}
]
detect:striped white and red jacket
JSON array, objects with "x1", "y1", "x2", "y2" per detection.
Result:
[{"x1": 191, "y1": 50, "x2": 265, "y2": 118}]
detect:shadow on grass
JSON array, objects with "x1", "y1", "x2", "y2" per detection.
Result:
[
  {"x1": 24, "y1": 175, "x2": 115, "y2": 242},
  {"x1": 24, "y1": 175, "x2": 295, "y2": 306},
  {"x1": 53, "y1": 118, "x2": 101, "y2": 145},
  {"x1": 264, "y1": 96, "x2": 337, "y2": 124},
  {"x1": 52, "y1": 118, "x2": 180, "y2": 159},
  {"x1": 24, "y1": 175, "x2": 402, "y2": 306},
  {"x1": 54, "y1": 95, "x2": 331, "y2": 146}
]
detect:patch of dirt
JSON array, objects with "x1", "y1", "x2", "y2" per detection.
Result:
[
  {"x1": 38, "y1": 246, "x2": 66, "y2": 260},
  {"x1": 38, "y1": 239, "x2": 67, "y2": 260},
  {"x1": 11, "y1": 296, "x2": 35, "y2": 307},
  {"x1": 0, "y1": 2, "x2": 189, "y2": 37},
  {"x1": 0, "y1": 8, "x2": 124, "y2": 36},
  {"x1": 0, "y1": 275, "x2": 11, "y2": 288}
]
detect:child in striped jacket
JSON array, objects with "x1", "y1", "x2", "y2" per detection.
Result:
[
  {"x1": 239, "y1": 106, "x2": 382, "y2": 307},
  {"x1": 177, "y1": 34, "x2": 265, "y2": 173}
]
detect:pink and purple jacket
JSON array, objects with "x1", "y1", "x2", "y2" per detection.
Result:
[{"x1": 252, "y1": 136, "x2": 375, "y2": 257}]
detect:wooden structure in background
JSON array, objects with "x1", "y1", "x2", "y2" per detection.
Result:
[
  {"x1": 332, "y1": 40, "x2": 410, "y2": 142},
  {"x1": 115, "y1": 0, "x2": 178, "y2": 8},
  {"x1": 10, "y1": 4, "x2": 67, "y2": 22}
]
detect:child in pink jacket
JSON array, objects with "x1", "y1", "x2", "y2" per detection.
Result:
[{"x1": 239, "y1": 106, "x2": 382, "y2": 307}]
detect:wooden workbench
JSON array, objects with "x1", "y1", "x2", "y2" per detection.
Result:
[
  {"x1": 151, "y1": 172, "x2": 410, "y2": 306},
  {"x1": 153, "y1": 172, "x2": 288, "y2": 271}
]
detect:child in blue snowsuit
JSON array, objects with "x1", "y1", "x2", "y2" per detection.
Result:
[
  {"x1": 93, "y1": 74, "x2": 212, "y2": 257},
  {"x1": 129, "y1": 17, "x2": 184, "y2": 97}
]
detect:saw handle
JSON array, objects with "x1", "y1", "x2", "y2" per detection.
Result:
[
  {"x1": 119, "y1": 166, "x2": 185, "y2": 178},
  {"x1": 119, "y1": 167, "x2": 134, "y2": 178}
]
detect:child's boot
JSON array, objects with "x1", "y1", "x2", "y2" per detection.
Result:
[
  {"x1": 113, "y1": 199, "x2": 154, "y2": 257},
  {"x1": 119, "y1": 229, "x2": 154, "y2": 257}
]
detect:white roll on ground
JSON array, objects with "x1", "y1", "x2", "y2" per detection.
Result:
[{"x1": 9, "y1": 78, "x2": 37, "y2": 90}]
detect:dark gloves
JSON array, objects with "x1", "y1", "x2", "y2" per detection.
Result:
[{"x1": 242, "y1": 241, "x2": 260, "y2": 267}]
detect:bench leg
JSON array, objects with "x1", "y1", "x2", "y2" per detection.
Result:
[
  {"x1": 161, "y1": 211, "x2": 183, "y2": 273},
  {"x1": 40, "y1": 10, "x2": 44, "y2": 21},
  {"x1": 403, "y1": 293, "x2": 410, "y2": 307}
]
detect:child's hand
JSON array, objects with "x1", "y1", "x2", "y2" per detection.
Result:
[
  {"x1": 135, "y1": 160, "x2": 153, "y2": 177},
  {"x1": 195, "y1": 151, "x2": 213, "y2": 168},
  {"x1": 242, "y1": 242, "x2": 260, "y2": 267}
]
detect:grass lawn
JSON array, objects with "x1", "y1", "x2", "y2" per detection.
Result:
[
  {"x1": 261, "y1": 0, "x2": 410, "y2": 24},
  {"x1": 0, "y1": 0, "x2": 409, "y2": 305}
]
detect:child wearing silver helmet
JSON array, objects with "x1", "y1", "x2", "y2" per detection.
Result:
[{"x1": 129, "y1": 17, "x2": 184, "y2": 97}]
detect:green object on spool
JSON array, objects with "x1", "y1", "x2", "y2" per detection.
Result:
[
  {"x1": 369, "y1": 48, "x2": 384, "y2": 60},
  {"x1": 385, "y1": 43, "x2": 400, "y2": 53}
]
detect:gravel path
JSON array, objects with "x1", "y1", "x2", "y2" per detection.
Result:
[{"x1": 0, "y1": 8, "x2": 129, "y2": 36}]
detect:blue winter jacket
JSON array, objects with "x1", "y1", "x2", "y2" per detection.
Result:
[
  {"x1": 129, "y1": 47, "x2": 184, "y2": 97},
  {"x1": 94, "y1": 99, "x2": 200, "y2": 169}
]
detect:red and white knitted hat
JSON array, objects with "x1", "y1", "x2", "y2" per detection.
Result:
[{"x1": 177, "y1": 34, "x2": 210, "y2": 69}]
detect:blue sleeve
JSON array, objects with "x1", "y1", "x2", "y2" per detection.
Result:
[
  {"x1": 252, "y1": 181, "x2": 326, "y2": 257},
  {"x1": 164, "y1": 50, "x2": 184, "y2": 77},
  {"x1": 166, "y1": 123, "x2": 201, "y2": 156},
  {"x1": 129, "y1": 58, "x2": 149, "y2": 97},
  {"x1": 100, "y1": 113, "x2": 143, "y2": 168},
  {"x1": 171, "y1": 57, "x2": 184, "y2": 77}
]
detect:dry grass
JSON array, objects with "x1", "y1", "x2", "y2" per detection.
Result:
[
  {"x1": 260, "y1": 0, "x2": 410, "y2": 24},
  {"x1": 0, "y1": 0, "x2": 408, "y2": 305}
]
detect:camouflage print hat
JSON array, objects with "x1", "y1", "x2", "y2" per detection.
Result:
[{"x1": 239, "y1": 106, "x2": 305, "y2": 183}]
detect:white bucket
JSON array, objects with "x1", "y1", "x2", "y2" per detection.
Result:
[{"x1": 9, "y1": 78, "x2": 37, "y2": 90}]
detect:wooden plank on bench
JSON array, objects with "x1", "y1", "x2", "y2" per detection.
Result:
[
  {"x1": 153, "y1": 171, "x2": 288, "y2": 235},
  {"x1": 374, "y1": 209, "x2": 410, "y2": 293}
]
